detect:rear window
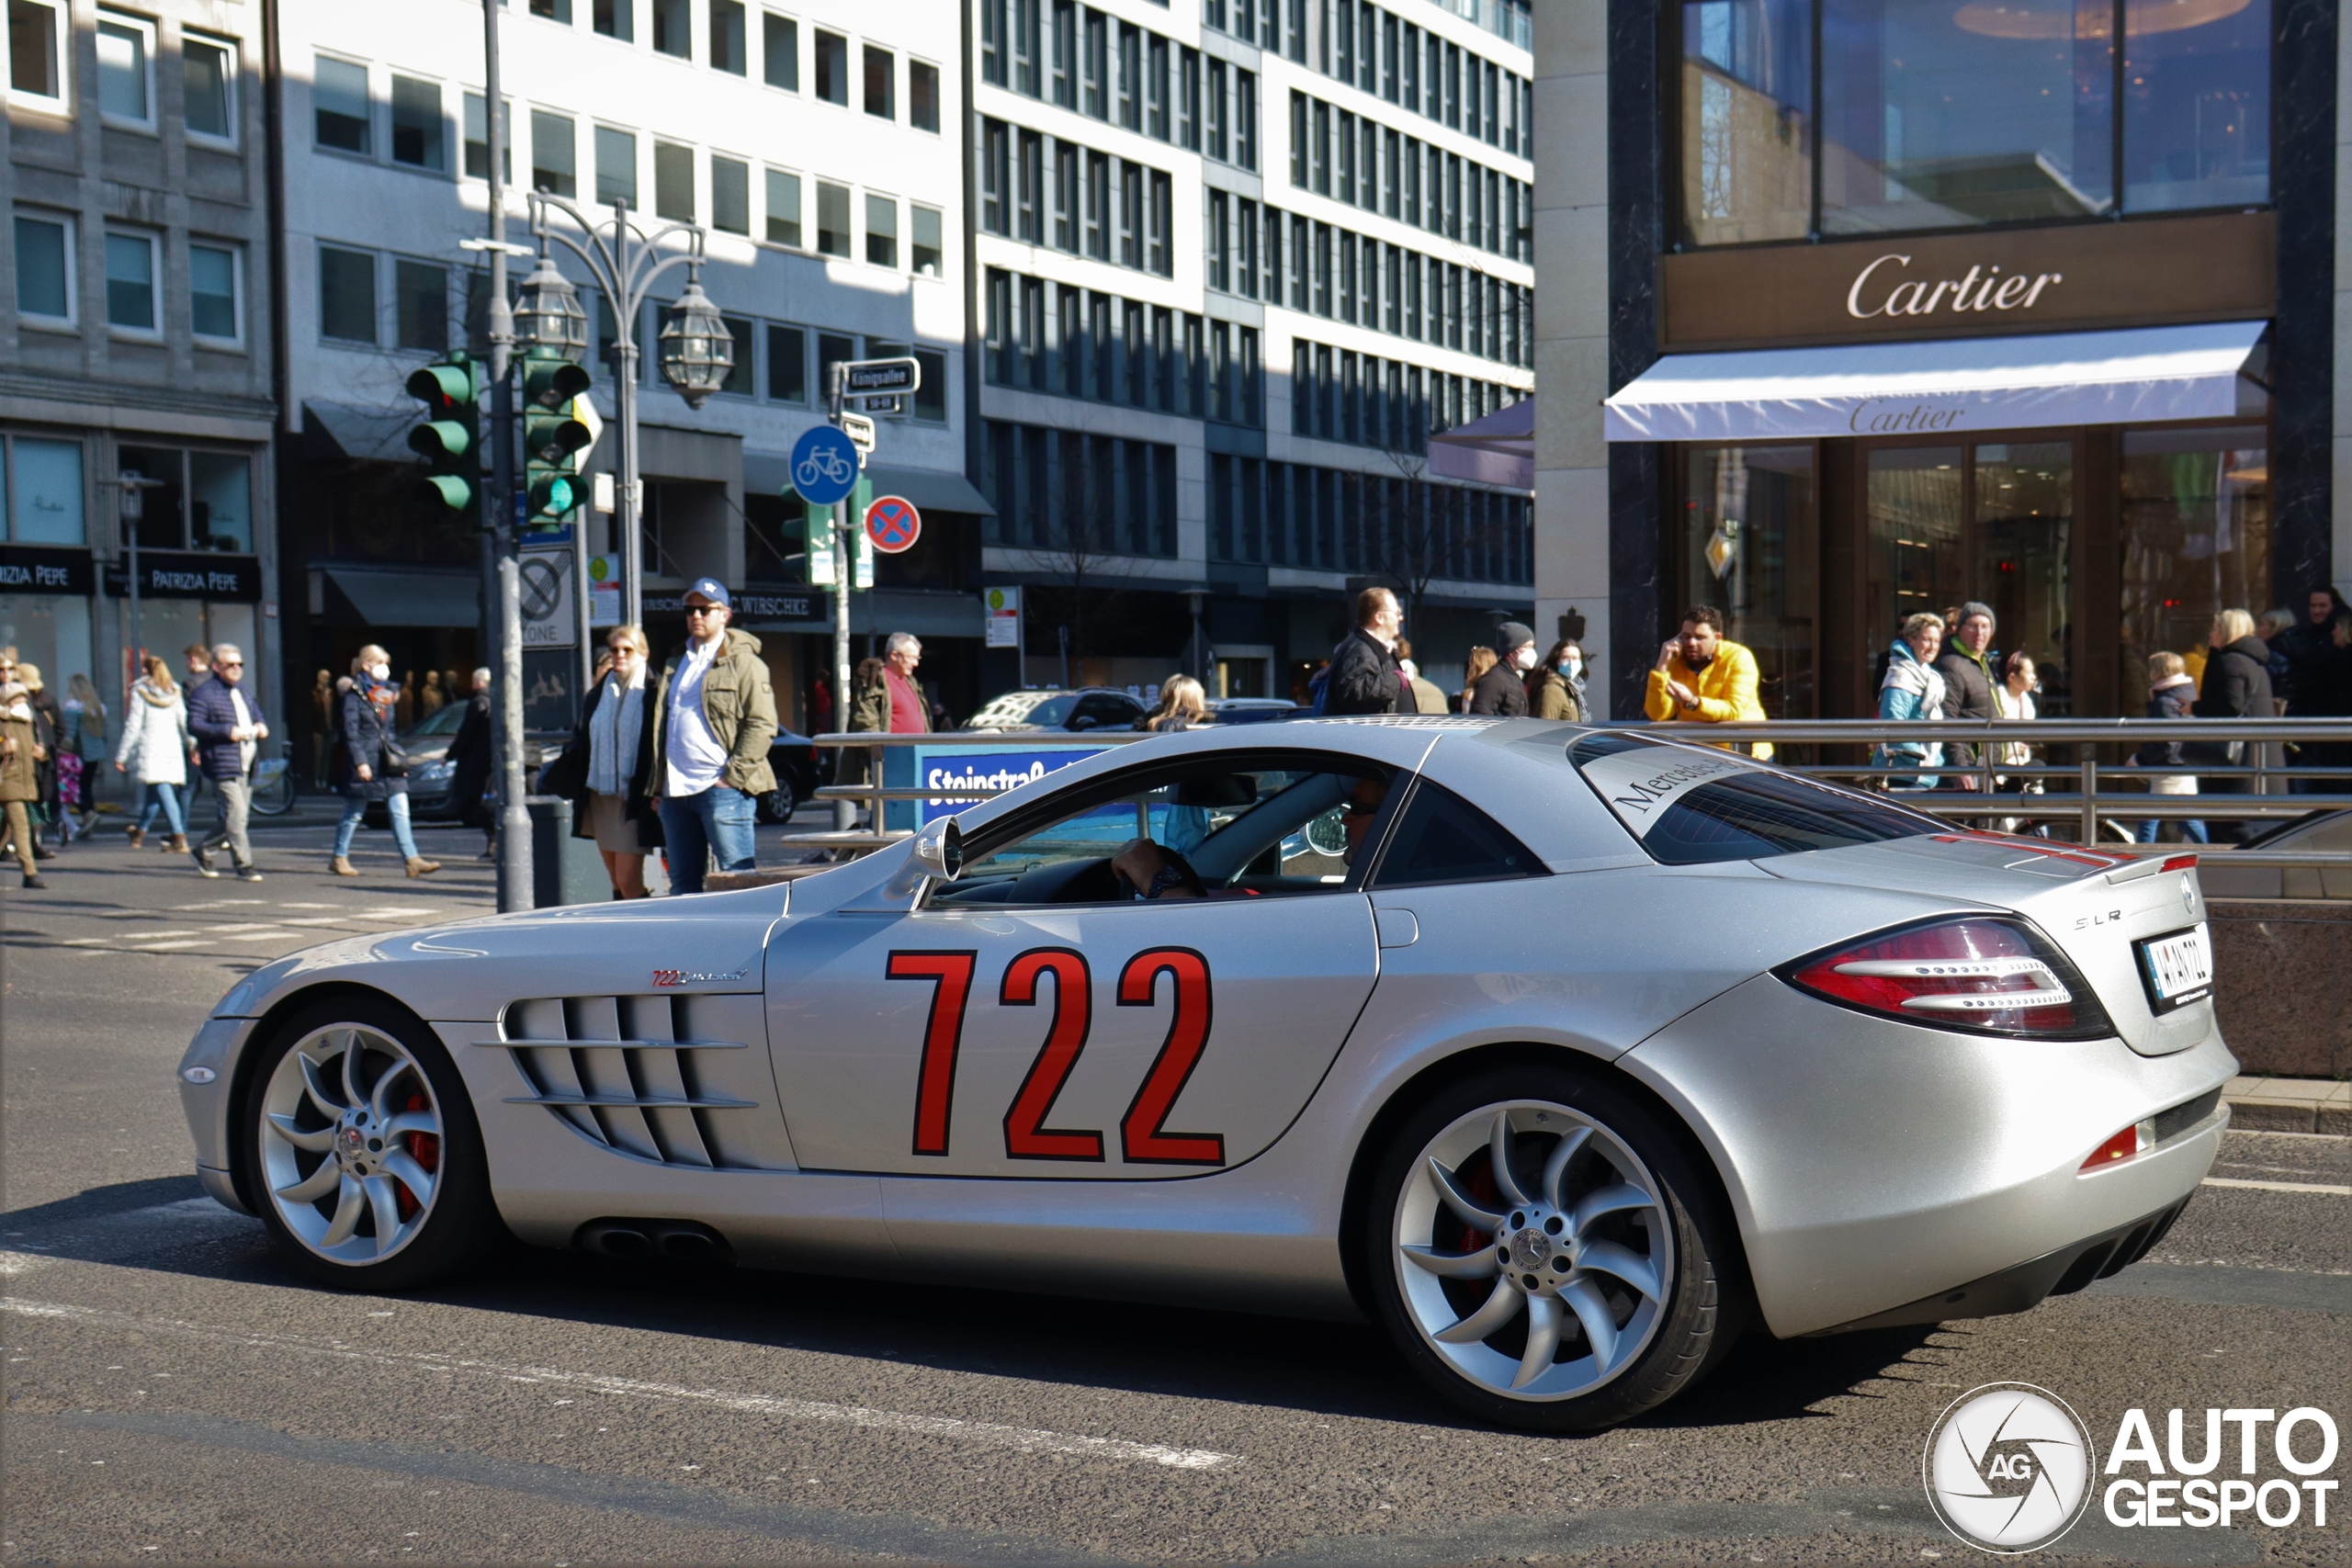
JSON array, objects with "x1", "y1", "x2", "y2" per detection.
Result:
[{"x1": 1569, "y1": 732, "x2": 1935, "y2": 866}]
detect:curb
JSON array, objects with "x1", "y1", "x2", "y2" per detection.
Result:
[{"x1": 2223, "y1": 1076, "x2": 2352, "y2": 1135}]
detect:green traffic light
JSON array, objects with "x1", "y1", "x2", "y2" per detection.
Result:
[{"x1": 528, "y1": 474, "x2": 577, "y2": 515}]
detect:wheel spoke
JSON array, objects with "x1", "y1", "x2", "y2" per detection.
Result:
[
  {"x1": 1427, "y1": 1157, "x2": 1505, "y2": 1232},
  {"x1": 363, "y1": 1176, "x2": 402, "y2": 1256},
  {"x1": 1487, "y1": 1112, "x2": 1532, "y2": 1207},
  {"x1": 1540, "y1": 1125, "x2": 1593, "y2": 1211},
  {"x1": 298, "y1": 1050, "x2": 345, "y2": 1116},
  {"x1": 1434, "y1": 1276, "x2": 1525, "y2": 1345},
  {"x1": 1561, "y1": 1275, "x2": 1621, "y2": 1371},
  {"x1": 319, "y1": 1174, "x2": 366, "y2": 1247},
  {"x1": 274, "y1": 1158, "x2": 342, "y2": 1203},
  {"x1": 1400, "y1": 1244, "x2": 1500, "y2": 1280},
  {"x1": 1577, "y1": 1240, "x2": 1663, "y2": 1303},
  {"x1": 368, "y1": 1056, "x2": 413, "y2": 1122},
  {"x1": 1512, "y1": 1294, "x2": 1563, "y2": 1389},
  {"x1": 266, "y1": 1112, "x2": 336, "y2": 1153},
  {"x1": 382, "y1": 1110, "x2": 439, "y2": 1140},
  {"x1": 1572, "y1": 1181, "x2": 1656, "y2": 1235},
  {"x1": 340, "y1": 1032, "x2": 367, "y2": 1107},
  {"x1": 381, "y1": 1150, "x2": 436, "y2": 1210}
]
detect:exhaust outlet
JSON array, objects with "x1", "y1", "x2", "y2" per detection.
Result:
[{"x1": 575, "y1": 1218, "x2": 732, "y2": 1267}]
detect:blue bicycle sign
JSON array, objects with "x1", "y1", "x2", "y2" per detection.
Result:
[{"x1": 789, "y1": 424, "x2": 862, "y2": 505}]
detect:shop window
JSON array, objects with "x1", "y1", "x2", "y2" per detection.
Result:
[
  {"x1": 2120, "y1": 428, "x2": 2270, "y2": 716},
  {"x1": 6, "y1": 435, "x2": 85, "y2": 545},
  {"x1": 190, "y1": 452, "x2": 251, "y2": 551},
  {"x1": 118, "y1": 445, "x2": 185, "y2": 549}
]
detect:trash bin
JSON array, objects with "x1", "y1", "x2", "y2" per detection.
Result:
[{"x1": 526, "y1": 795, "x2": 608, "y2": 908}]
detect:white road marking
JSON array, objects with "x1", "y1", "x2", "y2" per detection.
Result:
[
  {"x1": 202, "y1": 924, "x2": 281, "y2": 935},
  {"x1": 136, "y1": 941, "x2": 214, "y2": 952},
  {"x1": 0, "y1": 1296, "x2": 1241, "y2": 1471},
  {"x1": 2201, "y1": 1177, "x2": 2351, "y2": 1196}
]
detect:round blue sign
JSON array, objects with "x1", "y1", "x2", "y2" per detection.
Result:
[{"x1": 788, "y1": 425, "x2": 861, "y2": 506}]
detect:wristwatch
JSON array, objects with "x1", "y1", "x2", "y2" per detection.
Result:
[{"x1": 1144, "y1": 863, "x2": 1191, "y2": 900}]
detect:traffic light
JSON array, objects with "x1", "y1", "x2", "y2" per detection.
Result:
[
  {"x1": 405, "y1": 351, "x2": 481, "y2": 525},
  {"x1": 522, "y1": 349, "x2": 594, "y2": 523}
]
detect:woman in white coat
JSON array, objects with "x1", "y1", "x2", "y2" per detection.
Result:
[{"x1": 115, "y1": 654, "x2": 193, "y2": 852}]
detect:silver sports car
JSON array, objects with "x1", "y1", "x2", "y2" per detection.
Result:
[{"x1": 177, "y1": 718, "x2": 2233, "y2": 1431}]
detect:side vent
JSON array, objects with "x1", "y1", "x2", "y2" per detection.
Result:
[{"x1": 489, "y1": 993, "x2": 792, "y2": 1170}]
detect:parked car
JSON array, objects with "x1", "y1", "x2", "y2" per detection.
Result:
[
  {"x1": 965, "y1": 687, "x2": 1148, "y2": 733},
  {"x1": 758, "y1": 728, "x2": 824, "y2": 823},
  {"x1": 368, "y1": 707, "x2": 556, "y2": 826},
  {"x1": 1205, "y1": 697, "x2": 1307, "y2": 726}
]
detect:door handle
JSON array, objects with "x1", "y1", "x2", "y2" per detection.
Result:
[{"x1": 1374, "y1": 908, "x2": 1419, "y2": 949}]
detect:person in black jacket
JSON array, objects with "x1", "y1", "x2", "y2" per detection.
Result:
[
  {"x1": 1468, "y1": 622, "x2": 1536, "y2": 716},
  {"x1": 550, "y1": 632, "x2": 665, "y2": 897},
  {"x1": 2193, "y1": 609, "x2": 2280, "y2": 843},
  {"x1": 1323, "y1": 587, "x2": 1406, "y2": 716},
  {"x1": 329, "y1": 646, "x2": 441, "y2": 878},
  {"x1": 1933, "y1": 601, "x2": 1999, "y2": 785},
  {"x1": 2277, "y1": 587, "x2": 2351, "y2": 791},
  {"x1": 444, "y1": 667, "x2": 494, "y2": 857}
]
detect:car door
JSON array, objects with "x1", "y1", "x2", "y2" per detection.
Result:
[{"x1": 764, "y1": 749, "x2": 1396, "y2": 1179}]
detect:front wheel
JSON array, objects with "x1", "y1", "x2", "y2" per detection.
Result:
[
  {"x1": 250, "y1": 762, "x2": 298, "y2": 817},
  {"x1": 1360, "y1": 1064, "x2": 1748, "y2": 1432},
  {"x1": 757, "y1": 779, "x2": 797, "y2": 824},
  {"x1": 244, "y1": 997, "x2": 503, "y2": 1292}
]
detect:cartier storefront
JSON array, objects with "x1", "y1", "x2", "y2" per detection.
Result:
[{"x1": 1594, "y1": 0, "x2": 2329, "y2": 723}]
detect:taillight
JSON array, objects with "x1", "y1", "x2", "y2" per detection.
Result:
[
  {"x1": 2082, "y1": 1118, "x2": 2155, "y2": 1171},
  {"x1": 1779, "y1": 917, "x2": 2114, "y2": 1041}
]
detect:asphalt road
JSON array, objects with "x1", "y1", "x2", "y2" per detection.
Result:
[{"x1": 3, "y1": 825, "x2": 2346, "y2": 1565}]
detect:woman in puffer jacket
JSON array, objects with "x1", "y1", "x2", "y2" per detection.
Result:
[
  {"x1": 1872, "y1": 613, "x2": 1949, "y2": 791},
  {"x1": 115, "y1": 654, "x2": 194, "y2": 852}
]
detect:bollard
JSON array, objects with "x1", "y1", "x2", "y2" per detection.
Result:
[{"x1": 526, "y1": 795, "x2": 608, "y2": 907}]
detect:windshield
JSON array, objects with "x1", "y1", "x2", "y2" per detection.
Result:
[
  {"x1": 967, "y1": 691, "x2": 1074, "y2": 728},
  {"x1": 1569, "y1": 732, "x2": 1937, "y2": 866},
  {"x1": 405, "y1": 702, "x2": 469, "y2": 738}
]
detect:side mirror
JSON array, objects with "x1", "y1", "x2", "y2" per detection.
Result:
[{"x1": 910, "y1": 815, "x2": 964, "y2": 882}]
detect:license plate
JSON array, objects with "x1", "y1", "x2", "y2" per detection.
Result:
[{"x1": 2135, "y1": 923, "x2": 2212, "y2": 1013}]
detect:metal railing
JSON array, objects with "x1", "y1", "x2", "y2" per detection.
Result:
[{"x1": 786, "y1": 719, "x2": 2352, "y2": 869}]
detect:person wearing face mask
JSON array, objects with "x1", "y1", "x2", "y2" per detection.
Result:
[
  {"x1": 1469, "y1": 622, "x2": 1537, "y2": 716},
  {"x1": 1531, "y1": 639, "x2": 1586, "y2": 722},
  {"x1": 328, "y1": 645, "x2": 440, "y2": 879},
  {"x1": 1643, "y1": 606, "x2": 1772, "y2": 759}
]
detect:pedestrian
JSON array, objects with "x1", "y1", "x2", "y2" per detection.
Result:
[
  {"x1": 1322, "y1": 588, "x2": 1408, "y2": 716},
  {"x1": 182, "y1": 642, "x2": 215, "y2": 818},
  {"x1": 327, "y1": 645, "x2": 440, "y2": 879},
  {"x1": 1531, "y1": 638, "x2": 1586, "y2": 722},
  {"x1": 444, "y1": 667, "x2": 494, "y2": 859},
  {"x1": 2192, "y1": 607, "x2": 2281, "y2": 842},
  {"x1": 2135, "y1": 650, "x2": 2206, "y2": 845},
  {"x1": 1469, "y1": 621, "x2": 1536, "y2": 716},
  {"x1": 554, "y1": 627, "x2": 663, "y2": 898},
  {"x1": 1987, "y1": 651, "x2": 2043, "y2": 833},
  {"x1": 1873, "y1": 613, "x2": 1948, "y2": 790},
  {"x1": 0, "y1": 650, "x2": 45, "y2": 888},
  {"x1": 115, "y1": 654, "x2": 193, "y2": 852},
  {"x1": 1933, "y1": 601, "x2": 1999, "y2": 788},
  {"x1": 1460, "y1": 647, "x2": 1497, "y2": 713},
  {"x1": 15, "y1": 662, "x2": 67, "y2": 851},
  {"x1": 184, "y1": 642, "x2": 268, "y2": 881},
  {"x1": 647, "y1": 579, "x2": 777, "y2": 895},
  {"x1": 866, "y1": 634, "x2": 932, "y2": 737},
  {"x1": 1392, "y1": 638, "x2": 1450, "y2": 715},
  {"x1": 1136, "y1": 673, "x2": 1207, "y2": 731},
  {"x1": 2276, "y1": 587, "x2": 2351, "y2": 790},
  {"x1": 1643, "y1": 606, "x2": 1771, "y2": 756},
  {"x1": 839, "y1": 654, "x2": 890, "y2": 806},
  {"x1": 62, "y1": 671, "x2": 107, "y2": 829}
]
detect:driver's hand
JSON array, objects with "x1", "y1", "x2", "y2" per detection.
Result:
[{"x1": 1110, "y1": 838, "x2": 1202, "y2": 899}]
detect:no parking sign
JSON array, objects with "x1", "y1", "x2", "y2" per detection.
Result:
[{"x1": 865, "y1": 495, "x2": 922, "y2": 554}]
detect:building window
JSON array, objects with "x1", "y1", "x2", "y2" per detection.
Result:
[
  {"x1": 1082, "y1": 6, "x2": 1106, "y2": 118},
  {"x1": 712, "y1": 154, "x2": 750, "y2": 232},
  {"x1": 313, "y1": 55, "x2": 370, "y2": 154},
  {"x1": 1205, "y1": 57, "x2": 1227, "y2": 162},
  {"x1": 594, "y1": 0, "x2": 634, "y2": 40},
  {"x1": 813, "y1": 28, "x2": 847, "y2": 105},
  {"x1": 981, "y1": 0, "x2": 1006, "y2": 85},
  {"x1": 653, "y1": 140, "x2": 695, "y2": 219},
  {"x1": 865, "y1": 194, "x2": 898, "y2": 265},
  {"x1": 531, "y1": 109, "x2": 576, "y2": 196},
  {"x1": 1118, "y1": 160, "x2": 1142, "y2": 267},
  {"x1": 1084, "y1": 151, "x2": 1109, "y2": 260},
  {"x1": 910, "y1": 204, "x2": 943, "y2": 276},
  {"x1": 815, "y1": 180, "x2": 851, "y2": 255},
  {"x1": 981, "y1": 118, "x2": 1009, "y2": 234},
  {"x1": 765, "y1": 167, "x2": 801, "y2": 244},
  {"x1": 1206, "y1": 190, "x2": 1229, "y2": 291},
  {"x1": 594, "y1": 125, "x2": 637, "y2": 207},
  {"x1": 12, "y1": 211, "x2": 72, "y2": 322},
  {"x1": 720, "y1": 316, "x2": 754, "y2": 395},
  {"x1": 1049, "y1": 0, "x2": 1074, "y2": 107},
  {"x1": 1116, "y1": 21, "x2": 1140, "y2": 129},
  {"x1": 1014, "y1": 0, "x2": 1041, "y2": 96},
  {"x1": 864, "y1": 44, "x2": 894, "y2": 118},
  {"x1": 102, "y1": 231, "x2": 157, "y2": 333},
  {"x1": 464, "y1": 94, "x2": 511, "y2": 181},
  {"x1": 190, "y1": 243, "x2": 241, "y2": 342},
  {"x1": 652, "y1": 0, "x2": 690, "y2": 58},
  {"x1": 1052, "y1": 141, "x2": 1078, "y2": 250},
  {"x1": 390, "y1": 75, "x2": 445, "y2": 170},
  {"x1": 182, "y1": 32, "x2": 237, "y2": 143},
  {"x1": 1148, "y1": 33, "x2": 1169, "y2": 138},
  {"x1": 765, "y1": 321, "x2": 806, "y2": 400},
  {"x1": 1178, "y1": 45, "x2": 1200, "y2": 150},
  {"x1": 1234, "y1": 69, "x2": 1256, "y2": 170},
  {"x1": 6, "y1": 435, "x2": 85, "y2": 544},
  {"x1": 394, "y1": 257, "x2": 447, "y2": 351},
  {"x1": 763, "y1": 11, "x2": 797, "y2": 87},
  {"x1": 710, "y1": 0, "x2": 745, "y2": 73},
  {"x1": 318, "y1": 245, "x2": 376, "y2": 343},
  {"x1": 1018, "y1": 130, "x2": 1043, "y2": 242},
  {"x1": 528, "y1": 1, "x2": 574, "y2": 25},
  {"x1": 913, "y1": 347, "x2": 946, "y2": 421},
  {"x1": 7, "y1": 0, "x2": 68, "y2": 107},
  {"x1": 1148, "y1": 169, "x2": 1171, "y2": 276},
  {"x1": 910, "y1": 60, "x2": 939, "y2": 131},
  {"x1": 96, "y1": 9, "x2": 154, "y2": 130}
]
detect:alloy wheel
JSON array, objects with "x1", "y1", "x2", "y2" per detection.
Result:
[{"x1": 258, "y1": 1024, "x2": 445, "y2": 1266}]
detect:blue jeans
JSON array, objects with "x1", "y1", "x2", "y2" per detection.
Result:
[
  {"x1": 658, "y1": 785, "x2": 756, "y2": 894},
  {"x1": 2135, "y1": 816, "x2": 2209, "y2": 845},
  {"x1": 135, "y1": 781, "x2": 187, "y2": 837},
  {"x1": 334, "y1": 790, "x2": 421, "y2": 860}
]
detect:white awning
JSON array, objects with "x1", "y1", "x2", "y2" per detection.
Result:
[{"x1": 1604, "y1": 321, "x2": 2268, "y2": 444}]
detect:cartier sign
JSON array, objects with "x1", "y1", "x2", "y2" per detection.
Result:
[{"x1": 1659, "y1": 211, "x2": 2275, "y2": 352}]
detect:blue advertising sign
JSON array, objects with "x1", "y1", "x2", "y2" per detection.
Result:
[
  {"x1": 789, "y1": 424, "x2": 861, "y2": 506},
  {"x1": 898, "y1": 743, "x2": 1108, "y2": 828}
]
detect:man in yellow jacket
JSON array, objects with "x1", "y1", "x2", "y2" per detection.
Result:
[{"x1": 1643, "y1": 604, "x2": 1773, "y2": 761}]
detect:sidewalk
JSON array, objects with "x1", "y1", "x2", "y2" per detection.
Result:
[{"x1": 2225, "y1": 1076, "x2": 2351, "y2": 1134}]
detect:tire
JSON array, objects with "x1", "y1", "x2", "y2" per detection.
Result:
[
  {"x1": 250, "y1": 769, "x2": 298, "y2": 817},
  {"x1": 243, "y1": 996, "x2": 503, "y2": 1292},
  {"x1": 758, "y1": 779, "x2": 797, "y2": 824},
  {"x1": 1359, "y1": 1062, "x2": 1749, "y2": 1432}
]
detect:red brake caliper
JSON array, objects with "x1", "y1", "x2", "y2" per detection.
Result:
[{"x1": 396, "y1": 1091, "x2": 440, "y2": 1219}]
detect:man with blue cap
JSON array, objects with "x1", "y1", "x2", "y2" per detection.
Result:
[{"x1": 647, "y1": 577, "x2": 778, "y2": 893}]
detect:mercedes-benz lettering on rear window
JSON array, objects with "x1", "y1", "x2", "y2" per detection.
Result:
[{"x1": 1570, "y1": 733, "x2": 1935, "y2": 865}]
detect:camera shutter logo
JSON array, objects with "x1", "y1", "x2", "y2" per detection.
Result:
[{"x1": 1923, "y1": 1382, "x2": 2096, "y2": 1553}]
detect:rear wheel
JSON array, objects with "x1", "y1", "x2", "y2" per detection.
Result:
[
  {"x1": 244, "y1": 997, "x2": 503, "y2": 1292},
  {"x1": 1361, "y1": 1064, "x2": 1747, "y2": 1432},
  {"x1": 757, "y1": 778, "x2": 797, "y2": 824}
]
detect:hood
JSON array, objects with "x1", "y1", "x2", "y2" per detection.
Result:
[
  {"x1": 727, "y1": 627, "x2": 764, "y2": 657},
  {"x1": 2219, "y1": 635, "x2": 2269, "y2": 662},
  {"x1": 2150, "y1": 673, "x2": 2196, "y2": 694}
]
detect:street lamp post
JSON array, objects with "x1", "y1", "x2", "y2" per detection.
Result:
[{"x1": 519, "y1": 192, "x2": 728, "y2": 632}]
